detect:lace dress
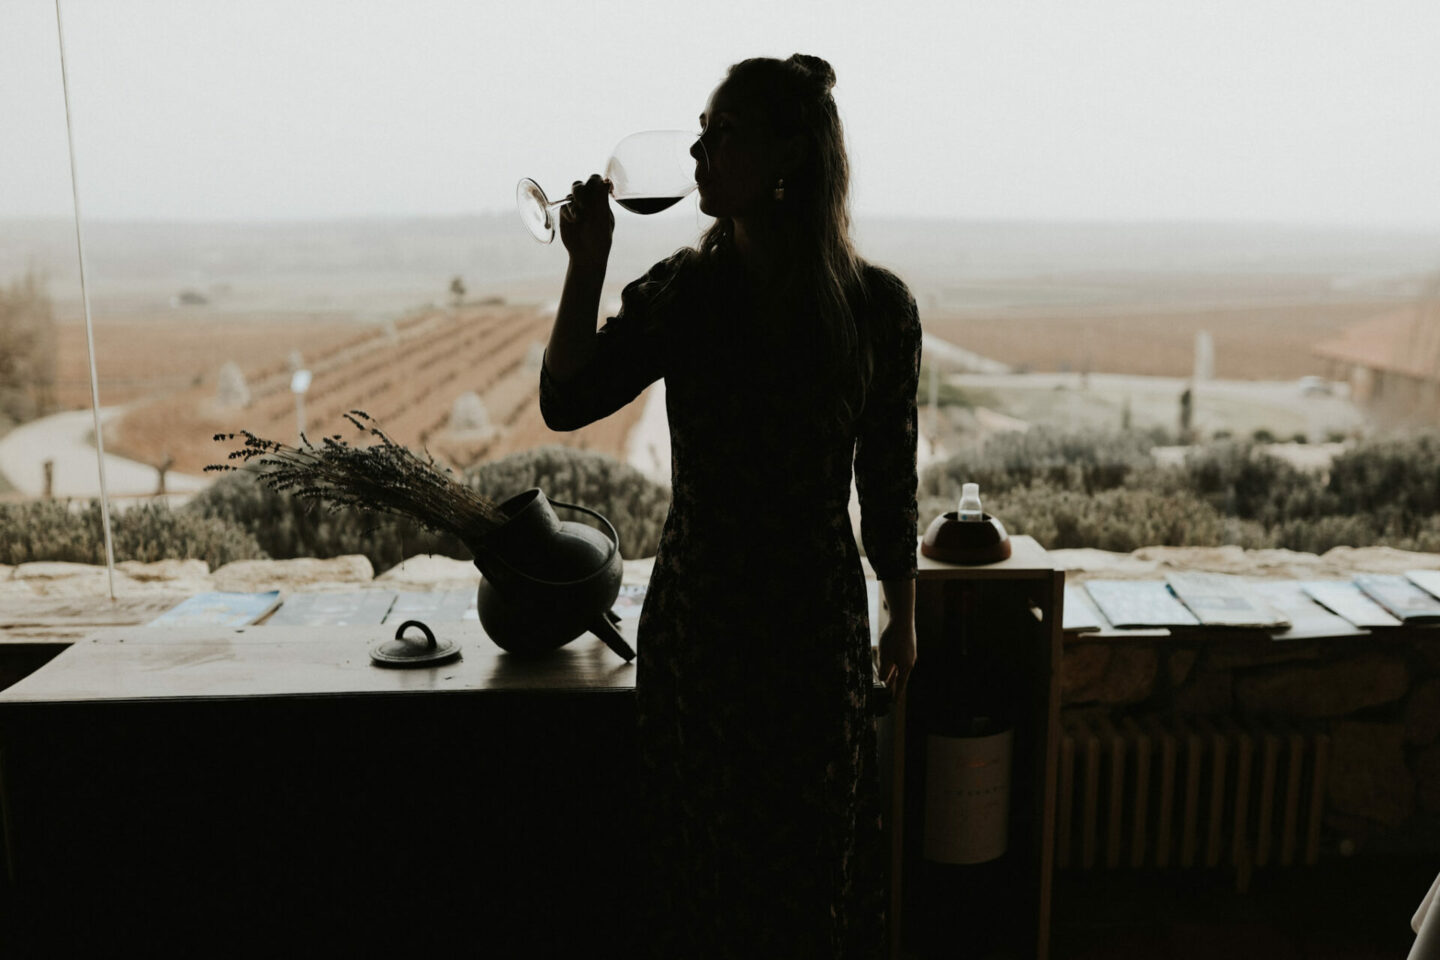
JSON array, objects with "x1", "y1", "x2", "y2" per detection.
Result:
[{"x1": 540, "y1": 251, "x2": 920, "y2": 958}]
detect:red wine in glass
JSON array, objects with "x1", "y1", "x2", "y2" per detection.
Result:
[{"x1": 613, "y1": 196, "x2": 686, "y2": 215}]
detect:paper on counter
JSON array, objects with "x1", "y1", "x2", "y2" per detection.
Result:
[
  {"x1": 1406, "y1": 569, "x2": 1440, "y2": 602},
  {"x1": 1354, "y1": 574, "x2": 1440, "y2": 623},
  {"x1": 1062, "y1": 584, "x2": 1104, "y2": 632},
  {"x1": 1300, "y1": 581, "x2": 1403, "y2": 628},
  {"x1": 148, "y1": 591, "x2": 282, "y2": 628},
  {"x1": 1165, "y1": 571, "x2": 1289, "y2": 629},
  {"x1": 1084, "y1": 580, "x2": 1200, "y2": 629},
  {"x1": 1250, "y1": 580, "x2": 1369, "y2": 640},
  {"x1": 384, "y1": 589, "x2": 476, "y2": 624},
  {"x1": 266, "y1": 590, "x2": 397, "y2": 626}
]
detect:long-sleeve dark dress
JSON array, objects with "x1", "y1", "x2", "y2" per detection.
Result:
[{"x1": 540, "y1": 250, "x2": 921, "y2": 958}]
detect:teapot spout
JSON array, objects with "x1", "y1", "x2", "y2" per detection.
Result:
[{"x1": 590, "y1": 613, "x2": 636, "y2": 662}]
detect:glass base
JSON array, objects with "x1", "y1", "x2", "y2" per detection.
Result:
[{"x1": 516, "y1": 178, "x2": 556, "y2": 244}]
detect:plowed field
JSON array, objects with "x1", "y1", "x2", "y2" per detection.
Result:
[
  {"x1": 90, "y1": 306, "x2": 646, "y2": 476},
  {"x1": 922, "y1": 298, "x2": 1398, "y2": 380},
  {"x1": 54, "y1": 316, "x2": 367, "y2": 408}
]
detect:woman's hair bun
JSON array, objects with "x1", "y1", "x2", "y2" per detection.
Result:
[{"x1": 786, "y1": 53, "x2": 836, "y2": 94}]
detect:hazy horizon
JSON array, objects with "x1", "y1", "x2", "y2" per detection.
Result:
[
  {"x1": 5, "y1": 1, "x2": 1440, "y2": 228},
  {"x1": 7, "y1": 214, "x2": 1437, "y2": 324},
  {"x1": 11, "y1": 211, "x2": 1440, "y2": 232}
]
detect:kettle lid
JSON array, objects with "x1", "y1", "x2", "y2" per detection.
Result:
[{"x1": 370, "y1": 619, "x2": 461, "y2": 668}]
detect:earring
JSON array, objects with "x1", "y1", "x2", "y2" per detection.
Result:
[{"x1": 774, "y1": 178, "x2": 785, "y2": 201}]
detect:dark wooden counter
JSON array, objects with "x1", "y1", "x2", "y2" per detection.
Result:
[
  {"x1": 0, "y1": 563, "x2": 911, "y2": 956},
  {"x1": 0, "y1": 620, "x2": 645, "y2": 955}
]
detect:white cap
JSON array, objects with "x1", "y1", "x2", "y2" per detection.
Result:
[{"x1": 958, "y1": 482, "x2": 983, "y2": 519}]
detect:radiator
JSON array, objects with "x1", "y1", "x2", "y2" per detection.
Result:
[{"x1": 1056, "y1": 716, "x2": 1329, "y2": 887}]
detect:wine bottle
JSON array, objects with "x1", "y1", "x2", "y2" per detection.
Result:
[
  {"x1": 922, "y1": 700, "x2": 1011, "y2": 867},
  {"x1": 909, "y1": 585, "x2": 1016, "y2": 959}
]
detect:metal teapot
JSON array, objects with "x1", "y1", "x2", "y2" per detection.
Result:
[{"x1": 471, "y1": 488, "x2": 635, "y2": 661}]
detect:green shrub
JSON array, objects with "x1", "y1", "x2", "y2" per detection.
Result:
[
  {"x1": 989, "y1": 482, "x2": 1267, "y2": 552},
  {"x1": 464, "y1": 445, "x2": 670, "y2": 559},
  {"x1": 920, "y1": 427, "x2": 1156, "y2": 501},
  {"x1": 0, "y1": 500, "x2": 98, "y2": 564},
  {"x1": 1177, "y1": 440, "x2": 1327, "y2": 523},
  {"x1": 0, "y1": 499, "x2": 265, "y2": 567},
  {"x1": 1326, "y1": 432, "x2": 1440, "y2": 518},
  {"x1": 20, "y1": 427, "x2": 1440, "y2": 569},
  {"x1": 187, "y1": 469, "x2": 471, "y2": 574},
  {"x1": 1398, "y1": 515, "x2": 1440, "y2": 554},
  {"x1": 922, "y1": 428, "x2": 1440, "y2": 555},
  {"x1": 1268, "y1": 510, "x2": 1440, "y2": 554},
  {"x1": 1268, "y1": 513, "x2": 1383, "y2": 555}
]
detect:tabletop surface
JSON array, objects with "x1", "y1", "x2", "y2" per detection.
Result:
[
  {"x1": 0, "y1": 619, "x2": 641, "y2": 705},
  {"x1": 917, "y1": 535, "x2": 1059, "y2": 580},
  {"x1": 0, "y1": 541, "x2": 1054, "y2": 707}
]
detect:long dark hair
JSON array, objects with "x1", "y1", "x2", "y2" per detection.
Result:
[{"x1": 696, "y1": 54, "x2": 872, "y2": 425}]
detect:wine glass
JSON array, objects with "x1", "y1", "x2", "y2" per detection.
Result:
[{"x1": 516, "y1": 130, "x2": 705, "y2": 244}]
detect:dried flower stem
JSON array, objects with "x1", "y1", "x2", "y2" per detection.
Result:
[{"x1": 208, "y1": 410, "x2": 506, "y2": 545}]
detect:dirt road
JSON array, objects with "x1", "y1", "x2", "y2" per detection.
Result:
[
  {"x1": 0, "y1": 409, "x2": 210, "y2": 500},
  {"x1": 949, "y1": 371, "x2": 1365, "y2": 440}
]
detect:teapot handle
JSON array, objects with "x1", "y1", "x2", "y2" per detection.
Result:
[{"x1": 546, "y1": 498, "x2": 621, "y2": 563}]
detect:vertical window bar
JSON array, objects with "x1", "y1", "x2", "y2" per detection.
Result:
[{"x1": 54, "y1": 0, "x2": 117, "y2": 601}]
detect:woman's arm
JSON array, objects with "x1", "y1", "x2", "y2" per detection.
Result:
[
  {"x1": 545, "y1": 174, "x2": 613, "y2": 383},
  {"x1": 538, "y1": 176, "x2": 666, "y2": 432},
  {"x1": 856, "y1": 271, "x2": 923, "y2": 693}
]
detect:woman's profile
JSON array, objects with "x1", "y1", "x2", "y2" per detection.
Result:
[{"x1": 540, "y1": 53, "x2": 921, "y2": 957}]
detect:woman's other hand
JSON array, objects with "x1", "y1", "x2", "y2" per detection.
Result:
[
  {"x1": 878, "y1": 617, "x2": 916, "y2": 698},
  {"x1": 559, "y1": 174, "x2": 614, "y2": 267}
]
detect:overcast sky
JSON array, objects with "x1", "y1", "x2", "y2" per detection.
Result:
[{"x1": 4, "y1": 0, "x2": 1439, "y2": 226}]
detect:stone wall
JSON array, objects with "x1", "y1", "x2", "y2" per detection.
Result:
[
  {"x1": 1052, "y1": 544, "x2": 1440, "y2": 852},
  {"x1": 1060, "y1": 635, "x2": 1440, "y2": 843}
]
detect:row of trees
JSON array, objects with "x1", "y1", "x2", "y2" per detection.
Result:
[
  {"x1": 921, "y1": 428, "x2": 1440, "y2": 555},
  {"x1": 0, "y1": 271, "x2": 58, "y2": 424},
  {"x1": 7, "y1": 429, "x2": 1440, "y2": 568},
  {"x1": 0, "y1": 445, "x2": 671, "y2": 573}
]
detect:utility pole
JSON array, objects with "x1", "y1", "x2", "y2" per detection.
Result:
[{"x1": 291, "y1": 369, "x2": 312, "y2": 442}]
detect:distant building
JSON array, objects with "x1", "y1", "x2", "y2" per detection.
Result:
[
  {"x1": 170, "y1": 289, "x2": 209, "y2": 307},
  {"x1": 1314, "y1": 283, "x2": 1440, "y2": 426}
]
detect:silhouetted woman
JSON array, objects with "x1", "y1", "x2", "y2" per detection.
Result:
[{"x1": 541, "y1": 53, "x2": 920, "y2": 958}]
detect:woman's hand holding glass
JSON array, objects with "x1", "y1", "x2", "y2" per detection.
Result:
[{"x1": 558, "y1": 174, "x2": 614, "y2": 266}]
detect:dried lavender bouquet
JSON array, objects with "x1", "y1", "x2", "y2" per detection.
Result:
[{"x1": 208, "y1": 410, "x2": 507, "y2": 546}]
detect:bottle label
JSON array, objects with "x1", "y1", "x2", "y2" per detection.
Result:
[{"x1": 923, "y1": 728, "x2": 1012, "y2": 864}]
